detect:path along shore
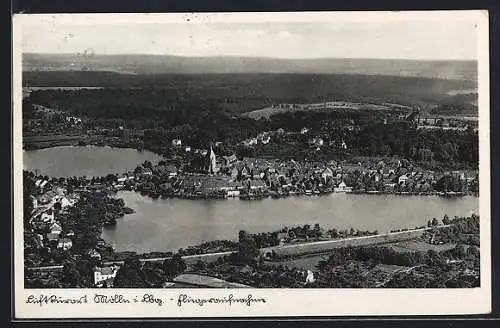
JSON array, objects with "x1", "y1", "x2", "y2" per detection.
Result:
[{"x1": 28, "y1": 225, "x2": 447, "y2": 272}]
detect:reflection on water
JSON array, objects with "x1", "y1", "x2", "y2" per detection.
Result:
[{"x1": 102, "y1": 191, "x2": 479, "y2": 253}]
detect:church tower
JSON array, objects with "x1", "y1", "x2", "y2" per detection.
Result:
[{"x1": 208, "y1": 145, "x2": 218, "y2": 174}]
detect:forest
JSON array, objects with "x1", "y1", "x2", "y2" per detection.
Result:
[
  {"x1": 25, "y1": 89, "x2": 478, "y2": 169},
  {"x1": 24, "y1": 72, "x2": 479, "y2": 169},
  {"x1": 24, "y1": 72, "x2": 477, "y2": 114}
]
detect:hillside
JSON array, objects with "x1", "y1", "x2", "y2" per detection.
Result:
[{"x1": 23, "y1": 53, "x2": 477, "y2": 81}]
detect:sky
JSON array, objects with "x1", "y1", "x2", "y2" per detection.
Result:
[{"x1": 19, "y1": 15, "x2": 480, "y2": 60}]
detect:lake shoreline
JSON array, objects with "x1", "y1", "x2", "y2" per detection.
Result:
[{"x1": 102, "y1": 190, "x2": 479, "y2": 254}]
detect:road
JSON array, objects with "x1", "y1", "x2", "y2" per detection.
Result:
[
  {"x1": 260, "y1": 225, "x2": 451, "y2": 257},
  {"x1": 27, "y1": 251, "x2": 236, "y2": 272},
  {"x1": 27, "y1": 225, "x2": 449, "y2": 272}
]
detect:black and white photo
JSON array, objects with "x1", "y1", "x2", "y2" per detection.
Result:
[{"x1": 13, "y1": 11, "x2": 491, "y2": 318}]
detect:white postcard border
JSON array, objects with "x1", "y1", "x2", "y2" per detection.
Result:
[{"x1": 12, "y1": 10, "x2": 491, "y2": 319}]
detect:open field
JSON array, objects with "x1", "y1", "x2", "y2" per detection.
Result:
[
  {"x1": 260, "y1": 229, "x2": 428, "y2": 258},
  {"x1": 243, "y1": 101, "x2": 397, "y2": 120},
  {"x1": 267, "y1": 254, "x2": 329, "y2": 271},
  {"x1": 389, "y1": 240, "x2": 457, "y2": 253},
  {"x1": 23, "y1": 134, "x2": 82, "y2": 150}
]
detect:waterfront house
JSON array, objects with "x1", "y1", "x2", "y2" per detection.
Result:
[
  {"x1": 384, "y1": 183, "x2": 396, "y2": 192},
  {"x1": 334, "y1": 181, "x2": 351, "y2": 192},
  {"x1": 57, "y1": 238, "x2": 73, "y2": 251},
  {"x1": 226, "y1": 189, "x2": 240, "y2": 197},
  {"x1": 247, "y1": 179, "x2": 268, "y2": 191},
  {"x1": 93, "y1": 266, "x2": 119, "y2": 287}
]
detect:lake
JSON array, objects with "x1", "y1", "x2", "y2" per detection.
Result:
[
  {"x1": 23, "y1": 146, "x2": 163, "y2": 177},
  {"x1": 102, "y1": 191, "x2": 479, "y2": 253},
  {"x1": 23, "y1": 146, "x2": 479, "y2": 254}
]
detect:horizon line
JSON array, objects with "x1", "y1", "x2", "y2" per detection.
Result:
[{"x1": 23, "y1": 52, "x2": 478, "y2": 62}]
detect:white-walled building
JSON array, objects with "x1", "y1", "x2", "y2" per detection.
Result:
[
  {"x1": 93, "y1": 266, "x2": 119, "y2": 287},
  {"x1": 57, "y1": 238, "x2": 73, "y2": 251},
  {"x1": 50, "y1": 222, "x2": 62, "y2": 235}
]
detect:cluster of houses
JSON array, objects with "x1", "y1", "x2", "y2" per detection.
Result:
[
  {"x1": 28, "y1": 178, "x2": 119, "y2": 287},
  {"x1": 28, "y1": 180, "x2": 79, "y2": 252},
  {"x1": 417, "y1": 116, "x2": 479, "y2": 132},
  {"x1": 24, "y1": 104, "x2": 84, "y2": 134},
  {"x1": 341, "y1": 159, "x2": 478, "y2": 193},
  {"x1": 123, "y1": 134, "x2": 472, "y2": 199},
  {"x1": 127, "y1": 147, "x2": 356, "y2": 198},
  {"x1": 239, "y1": 127, "x2": 349, "y2": 152},
  {"x1": 108, "y1": 136, "x2": 478, "y2": 199},
  {"x1": 241, "y1": 131, "x2": 272, "y2": 147}
]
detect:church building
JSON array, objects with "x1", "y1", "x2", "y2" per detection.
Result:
[{"x1": 207, "y1": 145, "x2": 218, "y2": 174}]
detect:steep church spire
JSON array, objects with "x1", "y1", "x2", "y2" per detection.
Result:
[{"x1": 208, "y1": 144, "x2": 218, "y2": 174}]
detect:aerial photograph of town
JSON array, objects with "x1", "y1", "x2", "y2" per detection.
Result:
[{"x1": 21, "y1": 15, "x2": 480, "y2": 289}]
